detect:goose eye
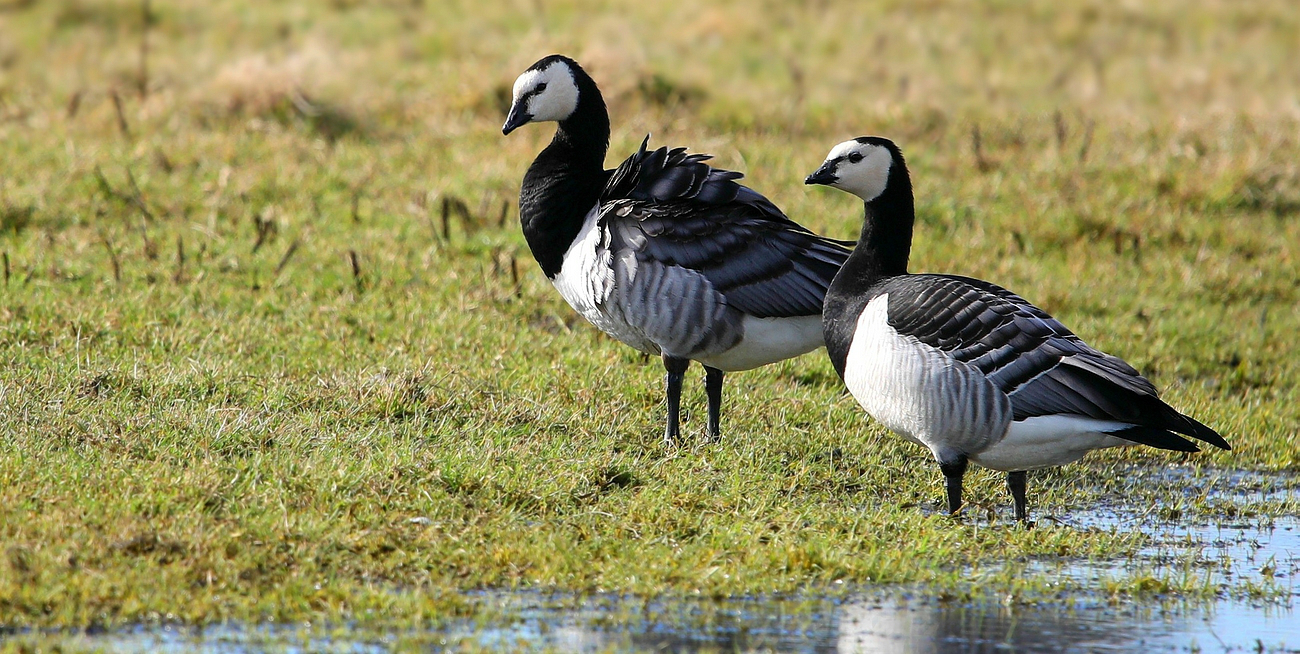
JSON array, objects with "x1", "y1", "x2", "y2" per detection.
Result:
[
  {"x1": 847, "y1": 152, "x2": 864, "y2": 164},
  {"x1": 535, "y1": 82, "x2": 548, "y2": 94}
]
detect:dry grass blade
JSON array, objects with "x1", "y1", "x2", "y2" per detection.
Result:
[
  {"x1": 172, "y1": 235, "x2": 185, "y2": 283},
  {"x1": 124, "y1": 168, "x2": 154, "y2": 221},
  {"x1": 252, "y1": 209, "x2": 277, "y2": 253},
  {"x1": 451, "y1": 196, "x2": 474, "y2": 235},
  {"x1": 139, "y1": 222, "x2": 157, "y2": 260},
  {"x1": 440, "y1": 195, "x2": 451, "y2": 241},
  {"x1": 93, "y1": 166, "x2": 155, "y2": 222},
  {"x1": 137, "y1": 0, "x2": 151, "y2": 99},
  {"x1": 154, "y1": 148, "x2": 173, "y2": 174},
  {"x1": 1079, "y1": 119, "x2": 1095, "y2": 164},
  {"x1": 347, "y1": 249, "x2": 363, "y2": 293},
  {"x1": 509, "y1": 255, "x2": 520, "y2": 298},
  {"x1": 109, "y1": 89, "x2": 131, "y2": 138},
  {"x1": 99, "y1": 233, "x2": 121, "y2": 282},
  {"x1": 275, "y1": 239, "x2": 301, "y2": 275},
  {"x1": 971, "y1": 123, "x2": 992, "y2": 173},
  {"x1": 65, "y1": 90, "x2": 83, "y2": 119}
]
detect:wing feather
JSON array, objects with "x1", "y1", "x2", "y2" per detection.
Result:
[
  {"x1": 598, "y1": 136, "x2": 852, "y2": 319},
  {"x1": 878, "y1": 274, "x2": 1228, "y2": 450}
]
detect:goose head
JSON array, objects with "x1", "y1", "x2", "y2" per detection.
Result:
[
  {"x1": 502, "y1": 55, "x2": 585, "y2": 135},
  {"x1": 804, "y1": 136, "x2": 906, "y2": 202}
]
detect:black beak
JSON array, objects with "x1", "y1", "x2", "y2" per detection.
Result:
[
  {"x1": 804, "y1": 163, "x2": 838, "y2": 186},
  {"x1": 502, "y1": 103, "x2": 531, "y2": 135}
]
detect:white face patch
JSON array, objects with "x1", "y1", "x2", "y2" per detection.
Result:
[
  {"x1": 823, "y1": 141, "x2": 893, "y2": 201},
  {"x1": 511, "y1": 61, "x2": 580, "y2": 123},
  {"x1": 826, "y1": 139, "x2": 863, "y2": 161}
]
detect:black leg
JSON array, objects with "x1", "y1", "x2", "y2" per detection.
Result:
[
  {"x1": 704, "y1": 365, "x2": 724, "y2": 441},
  {"x1": 1007, "y1": 470, "x2": 1028, "y2": 522},
  {"x1": 662, "y1": 355, "x2": 690, "y2": 445},
  {"x1": 939, "y1": 456, "x2": 968, "y2": 516}
]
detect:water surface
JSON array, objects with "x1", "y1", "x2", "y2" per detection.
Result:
[
  {"x1": 11, "y1": 468, "x2": 1298, "y2": 652},
  {"x1": 30, "y1": 591, "x2": 1297, "y2": 653}
]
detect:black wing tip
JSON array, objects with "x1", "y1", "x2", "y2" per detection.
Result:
[
  {"x1": 1110, "y1": 426, "x2": 1201, "y2": 453},
  {"x1": 1043, "y1": 359, "x2": 1233, "y2": 453},
  {"x1": 1110, "y1": 411, "x2": 1232, "y2": 453},
  {"x1": 1175, "y1": 413, "x2": 1232, "y2": 450}
]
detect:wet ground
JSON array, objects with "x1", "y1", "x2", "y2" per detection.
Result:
[
  {"x1": 9, "y1": 467, "x2": 1299, "y2": 652},
  {"x1": 23, "y1": 588, "x2": 1297, "y2": 653}
]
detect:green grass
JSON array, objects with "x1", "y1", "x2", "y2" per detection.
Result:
[{"x1": 1, "y1": 0, "x2": 1299, "y2": 631}]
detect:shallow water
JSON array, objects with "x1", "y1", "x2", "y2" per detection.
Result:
[
  {"x1": 12, "y1": 468, "x2": 1300, "y2": 653},
  {"x1": 29, "y1": 592, "x2": 1298, "y2": 653},
  {"x1": 1035, "y1": 467, "x2": 1300, "y2": 597}
]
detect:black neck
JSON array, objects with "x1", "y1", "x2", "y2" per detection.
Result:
[
  {"x1": 831, "y1": 169, "x2": 915, "y2": 291},
  {"x1": 822, "y1": 161, "x2": 915, "y2": 380},
  {"x1": 518, "y1": 78, "x2": 610, "y2": 278}
]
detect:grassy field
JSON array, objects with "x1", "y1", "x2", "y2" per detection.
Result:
[{"x1": 1, "y1": 0, "x2": 1299, "y2": 632}]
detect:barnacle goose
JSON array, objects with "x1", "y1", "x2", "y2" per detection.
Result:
[
  {"x1": 503, "y1": 54, "x2": 851, "y2": 443},
  {"x1": 805, "y1": 136, "x2": 1230, "y2": 521}
]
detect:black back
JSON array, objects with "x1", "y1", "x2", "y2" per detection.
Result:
[{"x1": 601, "y1": 138, "x2": 852, "y2": 318}]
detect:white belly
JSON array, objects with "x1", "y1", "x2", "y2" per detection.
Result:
[
  {"x1": 842, "y1": 294, "x2": 1011, "y2": 459},
  {"x1": 972, "y1": 415, "x2": 1134, "y2": 471},
  {"x1": 697, "y1": 314, "x2": 823, "y2": 372}
]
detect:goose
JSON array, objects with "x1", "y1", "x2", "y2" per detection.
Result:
[
  {"x1": 805, "y1": 136, "x2": 1230, "y2": 521},
  {"x1": 502, "y1": 55, "x2": 851, "y2": 443}
]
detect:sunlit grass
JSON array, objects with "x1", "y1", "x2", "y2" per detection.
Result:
[{"x1": 0, "y1": 0, "x2": 1298, "y2": 629}]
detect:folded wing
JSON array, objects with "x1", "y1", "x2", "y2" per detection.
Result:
[
  {"x1": 600, "y1": 136, "x2": 853, "y2": 319},
  {"x1": 879, "y1": 274, "x2": 1229, "y2": 451}
]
